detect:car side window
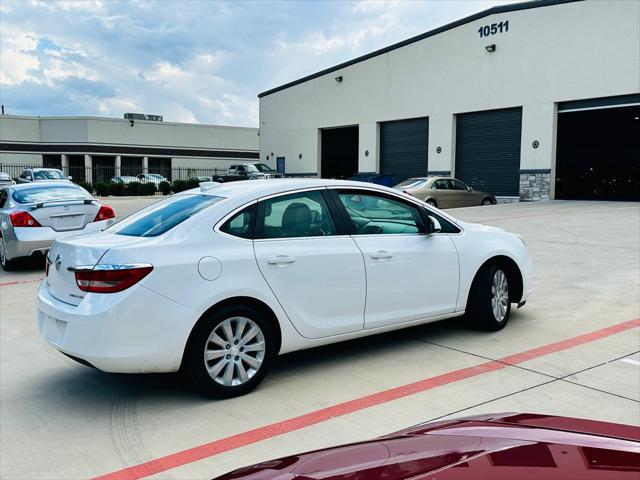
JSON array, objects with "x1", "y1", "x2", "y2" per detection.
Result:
[
  {"x1": 451, "y1": 180, "x2": 468, "y2": 191},
  {"x1": 337, "y1": 191, "x2": 423, "y2": 235},
  {"x1": 0, "y1": 190, "x2": 7, "y2": 208},
  {"x1": 219, "y1": 203, "x2": 256, "y2": 239},
  {"x1": 19, "y1": 171, "x2": 27, "y2": 179},
  {"x1": 434, "y1": 180, "x2": 449, "y2": 190},
  {"x1": 256, "y1": 190, "x2": 337, "y2": 239}
]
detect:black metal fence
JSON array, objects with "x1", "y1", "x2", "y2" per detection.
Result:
[
  {"x1": 0, "y1": 164, "x2": 319, "y2": 196},
  {"x1": 0, "y1": 164, "x2": 231, "y2": 184}
]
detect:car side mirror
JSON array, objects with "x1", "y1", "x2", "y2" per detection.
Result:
[
  {"x1": 468, "y1": 186, "x2": 473, "y2": 192},
  {"x1": 426, "y1": 216, "x2": 442, "y2": 234},
  {"x1": 67, "y1": 176, "x2": 73, "y2": 180}
]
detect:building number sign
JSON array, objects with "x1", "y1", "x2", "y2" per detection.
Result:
[{"x1": 478, "y1": 20, "x2": 509, "y2": 38}]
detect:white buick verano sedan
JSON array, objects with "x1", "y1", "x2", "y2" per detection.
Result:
[{"x1": 38, "y1": 179, "x2": 532, "y2": 397}]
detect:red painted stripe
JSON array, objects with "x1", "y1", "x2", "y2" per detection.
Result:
[
  {"x1": 93, "y1": 318, "x2": 639, "y2": 480},
  {"x1": 0, "y1": 277, "x2": 43, "y2": 287}
]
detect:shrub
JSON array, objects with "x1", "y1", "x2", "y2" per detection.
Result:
[
  {"x1": 93, "y1": 182, "x2": 110, "y2": 197},
  {"x1": 186, "y1": 178, "x2": 200, "y2": 189},
  {"x1": 171, "y1": 180, "x2": 188, "y2": 193},
  {"x1": 140, "y1": 182, "x2": 157, "y2": 196},
  {"x1": 75, "y1": 180, "x2": 93, "y2": 194},
  {"x1": 108, "y1": 182, "x2": 125, "y2": 196},
  {"x1": 124, "y1": 182, "x2": 141, "y2": 196},
  {"x1": 158, "y1": 181, "x2": 171, "y2": 195}
]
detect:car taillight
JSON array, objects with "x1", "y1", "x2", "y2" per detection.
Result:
[
  {"x1": 10, "y1": 211, "x2": 41, "y2": 227},
  {"x1": 94, "y1": 205, "x2": 115, "y2": 222},
  {"x1": 74, "y1": 264, "x2": 153, "y2": 293}
]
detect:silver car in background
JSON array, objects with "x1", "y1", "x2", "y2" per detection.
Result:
[
  {"x1": 0, "y1": 172, "x2": 15, "y2": 186},
  {"x1": 110, "y1": 175, "x2": 140, "y2": 184},
  {"x1": 0, "y1": 182, "x2": 116, "y2": 270},
  {"x1": 136, "y1": 173, "x2": 168, "y2": 184},
  {"x1": 16, "y1": 168, "x2": 71, "y2": 183}
]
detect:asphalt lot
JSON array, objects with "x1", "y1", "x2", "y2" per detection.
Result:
[{"x1": 1, "y1": 199, "x2": 638, "y2": 479}]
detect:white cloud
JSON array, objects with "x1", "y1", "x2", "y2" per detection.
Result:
[
  {"x1": 0, "y1": 0, "x2": 507, "y2": 125},
  {"x1": 0, "y1": 27, "x2": 40, "y2": 85},
  {"x1": 350, "y1": 0, "x2": 410, "y2": 15}
]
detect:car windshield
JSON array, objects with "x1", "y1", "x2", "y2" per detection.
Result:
[
  {"x1": 395, "y1": 178, "x2": 428, "y2": 189},
  {"x1": 254, "y1": 163, "x2": 274, "y2": 172},
  {"x1": 12, "y1": 185, "x2": 91, "y2": 204},
  {"x1": 33, "y1": 170, "x2": 65, "y2": 180},
  {"x1": 148, "y1": 174, "x2": 164, "y2": 180},
  {"x1": 112, "y1": 194, "x2": 224, "y2": 237}
]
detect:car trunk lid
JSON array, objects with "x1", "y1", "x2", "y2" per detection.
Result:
[
  {"x1": 45, "y1": 232, "x2": 149, "y2": 306},
  {"x1": 28, "y1": 200, "x2": 100, "y2": 232}
]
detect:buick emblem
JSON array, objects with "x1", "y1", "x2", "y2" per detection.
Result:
[{"x1": 54, "y1": 255, "x2": 62, "y2": 272}]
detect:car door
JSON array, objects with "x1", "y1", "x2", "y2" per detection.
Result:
[
  {"x1": 432, "y1": 179, "x2": 454, "y2": 208},
  {"x1": 332, "y1": 188, "x2": 459, "y2": 329},
  {"x1": 253, "y1": 189, "x2": 366, "y2": 339},
  {"x1": 450, "y1": 179, "x2": 474, "y2": 207}
]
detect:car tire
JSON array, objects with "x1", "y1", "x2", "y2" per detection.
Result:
[
  {"x1": 183, "y1": 304, "x2": 276, "y2": 398},
  {"x1": 481, "y1": 198, "x2": 494, "y2": 206},
  {"x1": 426, "y1": 198, "x2": 438, "y2": 208},
  {"x1": 467, "y1": 264, "x2": 511, "y2": 331},
  {"x1": 0, "y1": 235, "x2": 18, "y2": 271}
]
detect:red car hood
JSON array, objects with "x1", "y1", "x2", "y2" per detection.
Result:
[{"x1": 215, "y1": 413, "x2": 640, "y2": 480}]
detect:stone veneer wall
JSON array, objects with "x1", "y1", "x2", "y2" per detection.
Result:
[{"x1": 519, "y1": 169, "x2": 551, "y2": 201}]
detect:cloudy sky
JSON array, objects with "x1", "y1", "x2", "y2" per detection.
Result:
[{"x1": 1, "y1": 0, "x2": 513, "y2": 127}]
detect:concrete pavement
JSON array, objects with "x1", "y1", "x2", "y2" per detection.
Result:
[{"x1": 1, "y1": 200, "x2": 638, "y2": 479}]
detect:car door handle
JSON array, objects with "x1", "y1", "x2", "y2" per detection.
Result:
[
  {"x1": 267, "y1": 255, "x2": 296, "y2": 265},
  {"x1": 370, "y1": 250, "x2": 393, "y2": 260}
]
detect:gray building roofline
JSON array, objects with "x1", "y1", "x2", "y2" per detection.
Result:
[
  {"x1": 0, "y1": 114, "x2": 258, "y2": 131},
  {"x1": 258, "y1": 0, "x2": 583, "y2": 98}
]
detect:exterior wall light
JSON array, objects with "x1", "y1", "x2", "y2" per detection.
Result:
[
  {"x1": 335, "y1": 76, "x2": 343, "y2": 83},
  {"x1": 485, "y1": 44, "x2": 496, "y2": 52}
]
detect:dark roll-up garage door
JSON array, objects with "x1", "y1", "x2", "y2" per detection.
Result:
[
  {"x1": 380, "y1": 117, "x2": 428, "y2": 184},
  {"x1": 455, "y1": 107, "x2": 522, "y2": 197}
]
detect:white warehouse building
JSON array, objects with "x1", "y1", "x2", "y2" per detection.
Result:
[
  {"x1": 0, "y1": 115, "x2": 259, "y2": 183},
  {"x1": 258, "y1": 0, "x2": 640, "y2": 201}
]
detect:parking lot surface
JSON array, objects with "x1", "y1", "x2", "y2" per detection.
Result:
[{"x1": 1, "y1": 199, "x2": 638, "y2": 479}]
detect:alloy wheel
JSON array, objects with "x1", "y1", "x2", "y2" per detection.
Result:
[
  {"x1": 491, "y1": 269, "x2": 509, "y2": 322},
  {"x1": 482, "y1": 199, "x2": 492, "y2": 206},
  {"x1": 203, "y1": 316, "x2": 266, "y2": 387}
]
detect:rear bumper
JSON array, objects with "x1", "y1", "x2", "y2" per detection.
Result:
[
  {"x1": 3, "y1": 219, "x2": 113, "y2": 259},
  {"x1": 36, "y1": 281, "x2": 198, "y2": 373}
]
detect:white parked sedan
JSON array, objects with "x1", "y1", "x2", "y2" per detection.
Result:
[{"x1": 37, "y1": 179, "x2": 532, "y2": 397}]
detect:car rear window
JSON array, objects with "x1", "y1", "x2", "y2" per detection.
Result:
[
  {"x1": 12, "y1": 185, "x2": 92, "y2": 204},
  {"x1": 112, "y1": 194, "x2": 223, "y2": 237},
  {"x1": 33, "y1": 170, "x2": 65, "y2": 180},
  {"x1": 396, "y1": 179, "x2": 428, "y2": 189}
]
